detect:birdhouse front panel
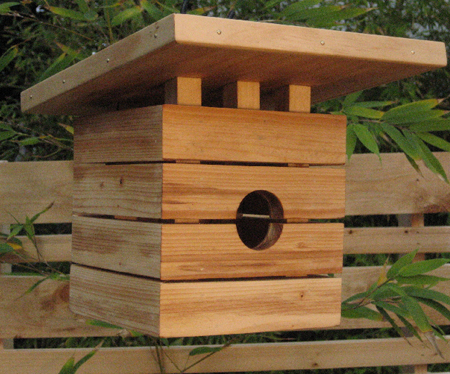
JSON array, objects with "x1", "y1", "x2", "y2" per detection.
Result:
[
  {"x1": 20, "y1": 13, "x2": 446, "y2": 338},
  {"x1": 69, "y1": 103, "x2": 346, "y2": 336}
]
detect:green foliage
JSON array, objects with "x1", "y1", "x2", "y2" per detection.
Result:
[
  {"x1": 58, "y1": 343, "x2": 101, "y2": 374},
  {"x1": 342, "y1": 249, "x2": 450, "y2": 356}
]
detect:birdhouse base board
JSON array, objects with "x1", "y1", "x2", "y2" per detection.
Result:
[{"x1": 69, "y1": 264, "x2": 342, "y2": 337}]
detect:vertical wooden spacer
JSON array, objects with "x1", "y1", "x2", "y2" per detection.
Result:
[
  {"x1": 273, "y1": 85, "x2": 311, "y2": 113},
  {"x1": 164, "y1": 77, "x2": 202, "y2": 106},
  {"x1": 223, "y1": 81, "x2": 260, "y2": 109}
]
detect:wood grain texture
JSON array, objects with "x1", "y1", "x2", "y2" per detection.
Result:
[
  {"x1": 21, "y1": 14, "x2": 446, "y2": 115},
  {"x1": 3, "y1": 336, "x2": 450, "y2": 374},
  {"x1": 346, "y1": 152, "x2": 450, "y2": 215},
  {"x1": 3, "y1": 265, "x2": 450, "y2": 338},
  {"x1": 69, "y1": 265, "x2": 341, "y2": 337},
  {"x1": 69, "y1": 264, "x2": 161, "y2": 336},
  {"x1": 74, "y1": 105, "x2": 346, "y2": 165},
  {"x1": 72, "y1": 216, "x2": 161, "y2": 278},
  {"x1": 344, "y1": 226, "x2": 450, "y2": 254},
  {"x1": 71, "y1": 217, "x2": 342, "y2": 280},
  {"x1": 0, "y1": 275, "x2": 117, "y2": 339},
  {"x1": 0, "y1": 161, "x2": 73, "y2": 224},
  {"x1": 73, "y1": 163, "x2": 345, "y2": 219},
  {"x1": 223, "y1": 81, "x2": 260, "y2": 109},
  {"x1": 164, "y1": 77, "x2": 202, "y2": 105}
]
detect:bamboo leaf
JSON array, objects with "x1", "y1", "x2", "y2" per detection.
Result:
[
  {"x1": 417, "y1": 132, "x2": 450, "y2": 152},
  {"x1": 409, "y1": 118, "x2": 450, "y2": 132},
  {"x1": 29, "y1": 202, "x2": 54, "y2": 223},
  {"x1": 343, "y1": 91, "x2": 363, "y2": 108},
  {"x1": 354, "y1": 101, "x2": 395, "y2": 108},
  {"x1": 396, "y1": 313, "x2": 422, "y2": 341},
  {"x1": 140, "y1": 0, "x2": 163, "y2": 20},
  {"x1": 38, "y1": 52, "x2": 79, "y2": 82},
  {"x1": 398, "y1": 258, "x2": 449, "y2": 277},
  {"x1": 309, "y1": 6, "x2": 372, "y2": 27},
  {"x1": 0, "y1": 131, "x2": 16, "y2": 142},
  {"x1": 76, "y1": 0, "x2": 89, "y2": 13},
  {"x1": 283, "y1": 5, "x2": 341, "y2": 21},
  {"x1": 24, "y1": 275, "x2": 52, "y2": 295},
  {"x1": 47, "y1": 6, "x2": 86, "y2": 21},
  {"x1": 402, "y1": 295, "x2": 433, "y2": 333},
  {"x1": 374, "y1": 301, "x2": 410, "y2": 319},
  {"x1": 415, "y1": 297, "x2": 450, "y2": 322},
  {"x1": 382, "y1": 99, "x2": 442, "y2": 125},
  {"x1": 18, "y1": 137, "x2": 40, "y2": 146},
  {"x1": 387, "y1": 249, "x2": 419, "y2": 278},
  {"x1": 344, "y1": 105, "x2": 384, "y2": 119},
  {"x1": 0, "y1": 2, "x2": 19, "y2": 14},
  {"x1": 346, "y1": 124, "x2": 357, "y2": 160},
  {"x1": 263, "y1": 0, "x2": 286, "y2": 10},
  {"x1": 375, "y1": 306, "x2": 405, "y2": 337},
  {"x1": 380, "y1": 123, "x2": 420, "y2": 160},
  {"x1": 189, "y1": 346, "x2": 225, "y2": 356},
  {"x1": 396, "y1": 274, "x2": 450, "y2": 287},
  {"x1": 341, "y1": 305, "x2": 383, "y2": 321},
  {"x1": 0, "y1": 46, "x2": 18, "y2": 73},
  {"x1": 110, "y1": 7, "x2": 142, "y2": 26},
  {"x1": 86, "y1": 319, "x2": 123, "y2": 329},
  {"x1": 73, "y1": 342, "x2": 102, "y2": 372},
  {"x1": 342, "y1": 291, "x2": 370, "y2": 304},
  {"x1": 0, "y1": 243, "x2": 14, "y2": 255},
  {"x1": 279, "y1": 0, "x2": 322, "y2": 18},
  {"x1": 415, "y1": 135, "x2": 449, "y2": 183},
  {"x1": 403, "y1": 287, "x2": 450, "y2": 306},
  {"x1": 352, "y1": 123, "x2": 380, "y2": 157},
  {"x1": 58, "y1": 356, "x2": 75, "y2": 374}
]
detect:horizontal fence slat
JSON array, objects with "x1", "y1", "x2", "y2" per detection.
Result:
[
  {"x1": 2, "y1": 266, "x2": 450, "y2": 338},
  {"x1": 346, "y1": 152, "x2": 450, "y2": 216},
  {"x1": 0, "y1": 161, "x2": 73, "y2": 224},
  {"x1": 5, "y1": 225, "x2": 450, "y2": 264},
  {"x1": 2, "y1": 336, "x2": 450, "y2": 374},
  {"x1": 344, "y1": 226, "x2": 450, "y2": 254},
  {"x1": 2, "y1": 152, "x2": 450, "y2": 225}
]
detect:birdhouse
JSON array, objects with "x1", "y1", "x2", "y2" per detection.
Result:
[{"x1": 21, "y1": 14, "x2": 446, "y2": 337}]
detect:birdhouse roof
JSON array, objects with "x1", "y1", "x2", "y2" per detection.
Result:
[{"x1": 21, "y1": 14, "x2": 447, "y2": 115}]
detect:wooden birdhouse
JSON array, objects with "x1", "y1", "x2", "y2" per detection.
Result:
[{"x1": 21, "y1": 14, "x2": 446, "y2": 337}]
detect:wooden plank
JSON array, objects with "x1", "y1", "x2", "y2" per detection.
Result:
[
  {"x1": 3, "y1": 336, "x2": 450, "y2": 374},
  {"x1": 70, "y1": 264, "x2": 341, "y2": 337},
  {"x1": 2, "y1": 265, "x2": 450, "y2": 338},
  {"x1": 73, "y1": 163, "x2": 345, "y2": 219},
  {"x1": 70, "y1": 264, "x2": 161, "y2": 337},
  {"x1": 72, "y1": 216, "x2": 161, "y2": 278},
  {"x1": 223, "y1": 81, "x2": 260, "y2": 109},
  {"x1": 0, "y1": 275, "x2": 117, "y2": 339},
  {"x1": 0, "y1": 234, "x2": 71, "y2": 263},
  {"x1": 344, "y1": 226, "x2": 450, "y2": 254},
  {"x1": 5, "y1": 224, "x2": 450, "y2": 265},
  {"x1": 21, "y1": 14, "x2": 446, "y2": 115},
  {"x1": 346, "y1": 152, "x2": 450, "y2": 216},
  {"x1": 164, "y1": 77, "x2": 202, "y2": 105},
  {"x1": 72, "y1": 217, "x2": 342, "y2": 280},
  {"x1": 74, "y1": 105, "x2": 346, "y2": 165},
  {"x1": 0, "y1": 161, "x2": 73, "y2": 224}
]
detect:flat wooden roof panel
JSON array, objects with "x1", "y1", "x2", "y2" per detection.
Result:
[{"x1": 21, "y1": 14, "x2": 447, "y2": 115}]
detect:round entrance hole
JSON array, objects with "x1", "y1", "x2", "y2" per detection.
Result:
[{"x1": 236, "y1": 190, "x2": 284, "y2": 250}]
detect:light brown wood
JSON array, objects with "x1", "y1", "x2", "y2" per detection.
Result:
[
  {"x1": 71, "y1": 216, "x2": 161, "y2": 278},
  {"x1": 346, "y1": 152, "x2": 450, "y2": 216},
  {"x1": 223, "y1": 81, "x2": 260, "y2": 109},
  {"x1": 344, "y1": 226, "x2": 450, "y2": 254},
  {"x1": 70, "y1": 264, "x2": 341, "y2": 337},
  {"x1": 164, "y1": 77, "x2": 202, "y2": 105},
  {"x1": 2, "y1": 336, "x2": 450, "y2": 374},
  {"x1": 0, "y1": 161, "x2": 73, "y2": 224},
  {"x1": 21, "y1": 14, "x2": 446, "y2": 115},
  {"x1": 0, "y1": 275, "x2": 117, "y2": 339},
  {"x1": 73, "y1": 163, "x2": 345, "y2": 219},
  {"x1": 72, "y1": 216, "x2": 342, "y2": 280},
  {"x1": 270, "y1": 85, "x2": 311, "y2": 113},
  {"x1": 74, "y1": 105, "x2": 346, "y2": 165}
]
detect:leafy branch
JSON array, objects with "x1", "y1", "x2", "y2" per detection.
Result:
[
  {"x1": 342, "y1": 249, "x2": 450, "y2": 357},
  {"x1": 342, "y1": 93, "x2": 450, "y2": 182}
]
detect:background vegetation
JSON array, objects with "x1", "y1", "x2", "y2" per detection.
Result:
[{"x1": 1, "y1": 0, "x2": 450, "y2": 373}]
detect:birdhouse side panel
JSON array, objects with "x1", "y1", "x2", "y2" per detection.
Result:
[{"x1": 72, "y1": 215, "x2": 162, "y2": 278}]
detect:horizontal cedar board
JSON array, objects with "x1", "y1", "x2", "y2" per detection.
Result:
[
  {"x1": 4, "y1": 153, "x2": 450, "y2": 223},
  {"x1": 346, "y1": 152, "x2": 450, "y2": 215},
  {"x1": 0, "y1": 161, "x2": 73, "y2": 224},
  {"x1": 70, "y1": 264, "x2": 342, "y2": 337},
  {"x1": 2, "y1": 337, "x2": 450, "y2": 374},
  {"x1": 21, "y1": 14, "x2": 446, "y2": 115},
  {"x1": 72, "y1": 216, "x2": 343, "y2": 280},
  {"x1": 73, "y1": 163, "x2": 345, "y2": 219},
  {"x1": 3, "y1": 265, "x2": 450, "y2": 338},
  {"x1": 74, "y1": 105, "x2": 346, "y2": 165},
  {"x1": 4, "y1": 225, "x2": 450, "y2": 264}
]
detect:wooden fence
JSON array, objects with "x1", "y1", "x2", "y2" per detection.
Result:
[{"x1": 2, "y1": 152, "x2": 450, "y2": 373}]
